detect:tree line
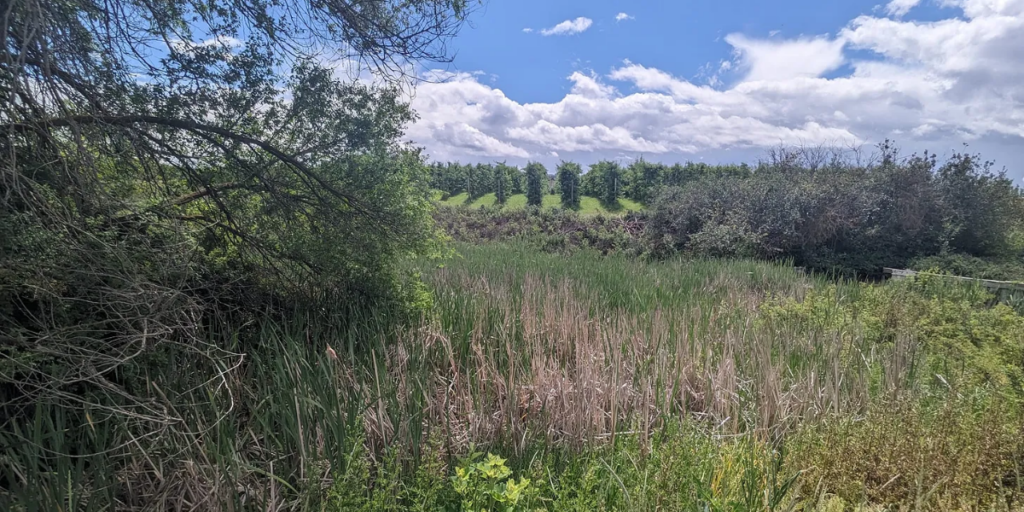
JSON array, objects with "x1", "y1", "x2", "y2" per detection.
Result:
[
  {"x1": 432, "y1": 144, "x2": 1024, "y2": 277},
  {"x1": 428, "y1": 159, "x2": 752, "y2": 208}
]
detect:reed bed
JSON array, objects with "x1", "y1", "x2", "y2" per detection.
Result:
[{"x1": 3, "y1": 243, "x2": 1022, "y2": 510}]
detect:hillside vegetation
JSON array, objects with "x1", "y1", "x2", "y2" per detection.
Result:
[{"x1": 436, "y1": 144, "x2": 1024, "y2": 279}]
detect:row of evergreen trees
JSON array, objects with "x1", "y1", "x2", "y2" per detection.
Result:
[{"x1": 427, "y1": 160, "x2": 752, "y2": 208}]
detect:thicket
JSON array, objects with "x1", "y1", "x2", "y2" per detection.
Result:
[
  {"x1": 646, "y1": 144, "x2": 1024, "y2": 277},
  {"x1": 0, "y1": 0, "x2": 470, "y2": 509},
  {"x1": 435, "y1": 205, "x2": 644, "y2": 254}
]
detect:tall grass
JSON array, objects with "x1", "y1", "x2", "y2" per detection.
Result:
[{"x1": 3, "y1": 242, "x2": 1022, "y2": 510}]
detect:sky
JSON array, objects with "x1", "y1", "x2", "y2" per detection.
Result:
[{"x1": 400, "y1": 0, "x2": 1024, "y2": 180}]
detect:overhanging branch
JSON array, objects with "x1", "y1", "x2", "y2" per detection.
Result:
[{"x1": 2, "y1": 114, "x2": 373, "y2": 216}]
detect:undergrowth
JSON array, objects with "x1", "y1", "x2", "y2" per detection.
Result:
[{"x1": 3, "y1": 243, "x2": 1024, "y2": 510}]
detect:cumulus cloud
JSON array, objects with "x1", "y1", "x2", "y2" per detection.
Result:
[
  {"x1": 885, "y1": 0, "x2": 922, "y2": 17},
  {"x1": 522, "y1": 28, "x2": 533, "y2": 33},
  {"x1": 725, "y1": 34, "x2": 846, "y2": 81},
  {"x1": 615, "y1": 13, "x2": 634, "y2": 21},
  {"x1": 405, "y1": 0, "x2": 1024, "y2": 176},
  {"x1": 540, "y1": 17, "x2": 593, "y2": 36},
  {"x1": 568, "y1": 71, "x2": 618, "y2": 99}
]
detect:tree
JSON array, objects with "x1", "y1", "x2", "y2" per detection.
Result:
[
  {"x1": 494, "y1": 162, "x2": 514, "y2": 204},
  {"x1": 602, "y1": 161, "x2": 624, "y2": 206},
  {"x1": 556, "y1": 161, "x2": 582, "y2": 210},
  {"x1": 431, "y1": 162, "x2": 467, "y2": 196},
  {"x1": 510, "y1": 166, "x2": 525, "y2": 194},
  {"x1": 625, "y1": 158, "x2": 665, "y2": 204},
  {"x1": 3, "y1": 0, "x2": 473, "y2": 297},
  {"x1": 466, "y1": 163, "x2": 495, "y2": 199},
  {"x1": 465, "y1": 163, "x2": 478, "y2": 199},
  {"x1": 525, "y1": 162, "x2": 546, "y2": 206},
  {"x1": 581, "y1": 162, "x2": 608, "y2": 198},
  {"x1": 935, "y1": 151, "x2": 1021, "y2": 257},
  {"x1": 0, "y1": 0, "x2": 474, "y2": 484}
]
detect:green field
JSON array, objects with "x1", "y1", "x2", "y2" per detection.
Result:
[{"x1": 439, "y1": 192, "x2": 644, "y2": 213}]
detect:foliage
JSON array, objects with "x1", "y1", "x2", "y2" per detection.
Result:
[
  {"x1": 452, "y1": 452, "x2": 537, "y2": 512},
  {"x1": 524, "y1": 162, "x2": 546, "y2": 206},
  {"x1": 910, "y1": 253, "x2": 1024, "y2": 281},
  {"x1": 645, "y1": 143, "x2": 1024, "y2": 275},
  {"x1": 434, "y1": 205, "x2": 644, "y2": 254},
  {"x1": 787, "y1": 394, "x2": 1024, "y2": 509},
  {"x1": 0, "y1": 0, "x2": 469, "y2": 509},
  {"x1": 556, "y1": 161, "x2": 582, "y2": 210},
  {"x1": 494, "y1": 162, "x2": 516, "y2": 205},
  {"x1": 761, "y1": 273, "x2": 1024, "y2": 396},
  {"x1": 7, "y1": 240, "x2": 1024, "y2": 510},
  {"x1": 429, "y1": 158, "x2": 754, "y2": 206},
  {"x1": 580, "y1": 160, "x2": 626, "y2": 206},
  {"x1": 623, "y1": 158, "x2": 666, "y2": 204},
  {"x1": 9, "y1": 0, "x2": 1024, "y2": 510}
]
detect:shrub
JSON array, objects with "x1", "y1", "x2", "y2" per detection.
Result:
[
  {"x1": 787, "y1": 394, "x2": 1024, "y2": 509},
  {"x1": 644, "y1": 146, "x2": 1023, "y2": 276},
  {"x1": 910, "y1": 253, "x2": 1024, "y2": 281}
]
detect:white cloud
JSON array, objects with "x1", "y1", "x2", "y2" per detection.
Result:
[
  {"x1": 725, "y1": 34, "x2": 846, "y2": 81},
  {"x1": 885, "y1": 0, "x2": 922, "y2": 17},
  {"x1": 615, "y1": 13, "x2": 634, "y2": 22},
  {"x1": 568, "y1": 71, "x2": 618, "y2": 99},
  {"x1": 522, "y1": 28, "x2": 533, "y2": 33},
  {"x1": 405, "y1": 0, "x2": 1024, "y2": 177},
  {"x1": 540, "y1": 17, "x2": 594, "y2": 36}
]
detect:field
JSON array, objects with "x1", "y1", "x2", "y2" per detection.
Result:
[
  {"x1": 439, "y1": 192, "x2": 644, "y2": 213},
  {"x1": 10, "y1": 241, "x2": 1023, "y2": 511}
]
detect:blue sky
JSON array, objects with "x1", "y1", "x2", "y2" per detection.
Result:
[
  {"x1": 402, "y1": 0, "x2": 1024, "y2": 180},
  {"x1": 450, "y1": 1, "x2": 935, "y2": 102}
]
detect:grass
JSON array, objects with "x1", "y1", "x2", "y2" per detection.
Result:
[
  {"x1": 5, "y1": 242, "x2": 1024, "y2": 510},
  {"x1": 439, "y1": 192, "x2": 643, "y2": 213}
]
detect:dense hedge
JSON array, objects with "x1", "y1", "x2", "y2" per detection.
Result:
[{"x1": 645, "y1": 147, "x2": 1024, "y2": 276}]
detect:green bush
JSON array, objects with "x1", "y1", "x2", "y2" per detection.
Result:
[
  {"x1": 762, "y1": 275, "x2": 1024, "y2": 396},
  {"x1": 910, "y1": 253, "x2": 1024, "y2": 281},
  {"x1": 645, "y1": 145, "x2": 1023, "y2": 276}
]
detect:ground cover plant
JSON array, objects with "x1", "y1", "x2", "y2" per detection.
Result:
[{"x1": 6, "y1": 242, "x2": 1024, "y2": 510}]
